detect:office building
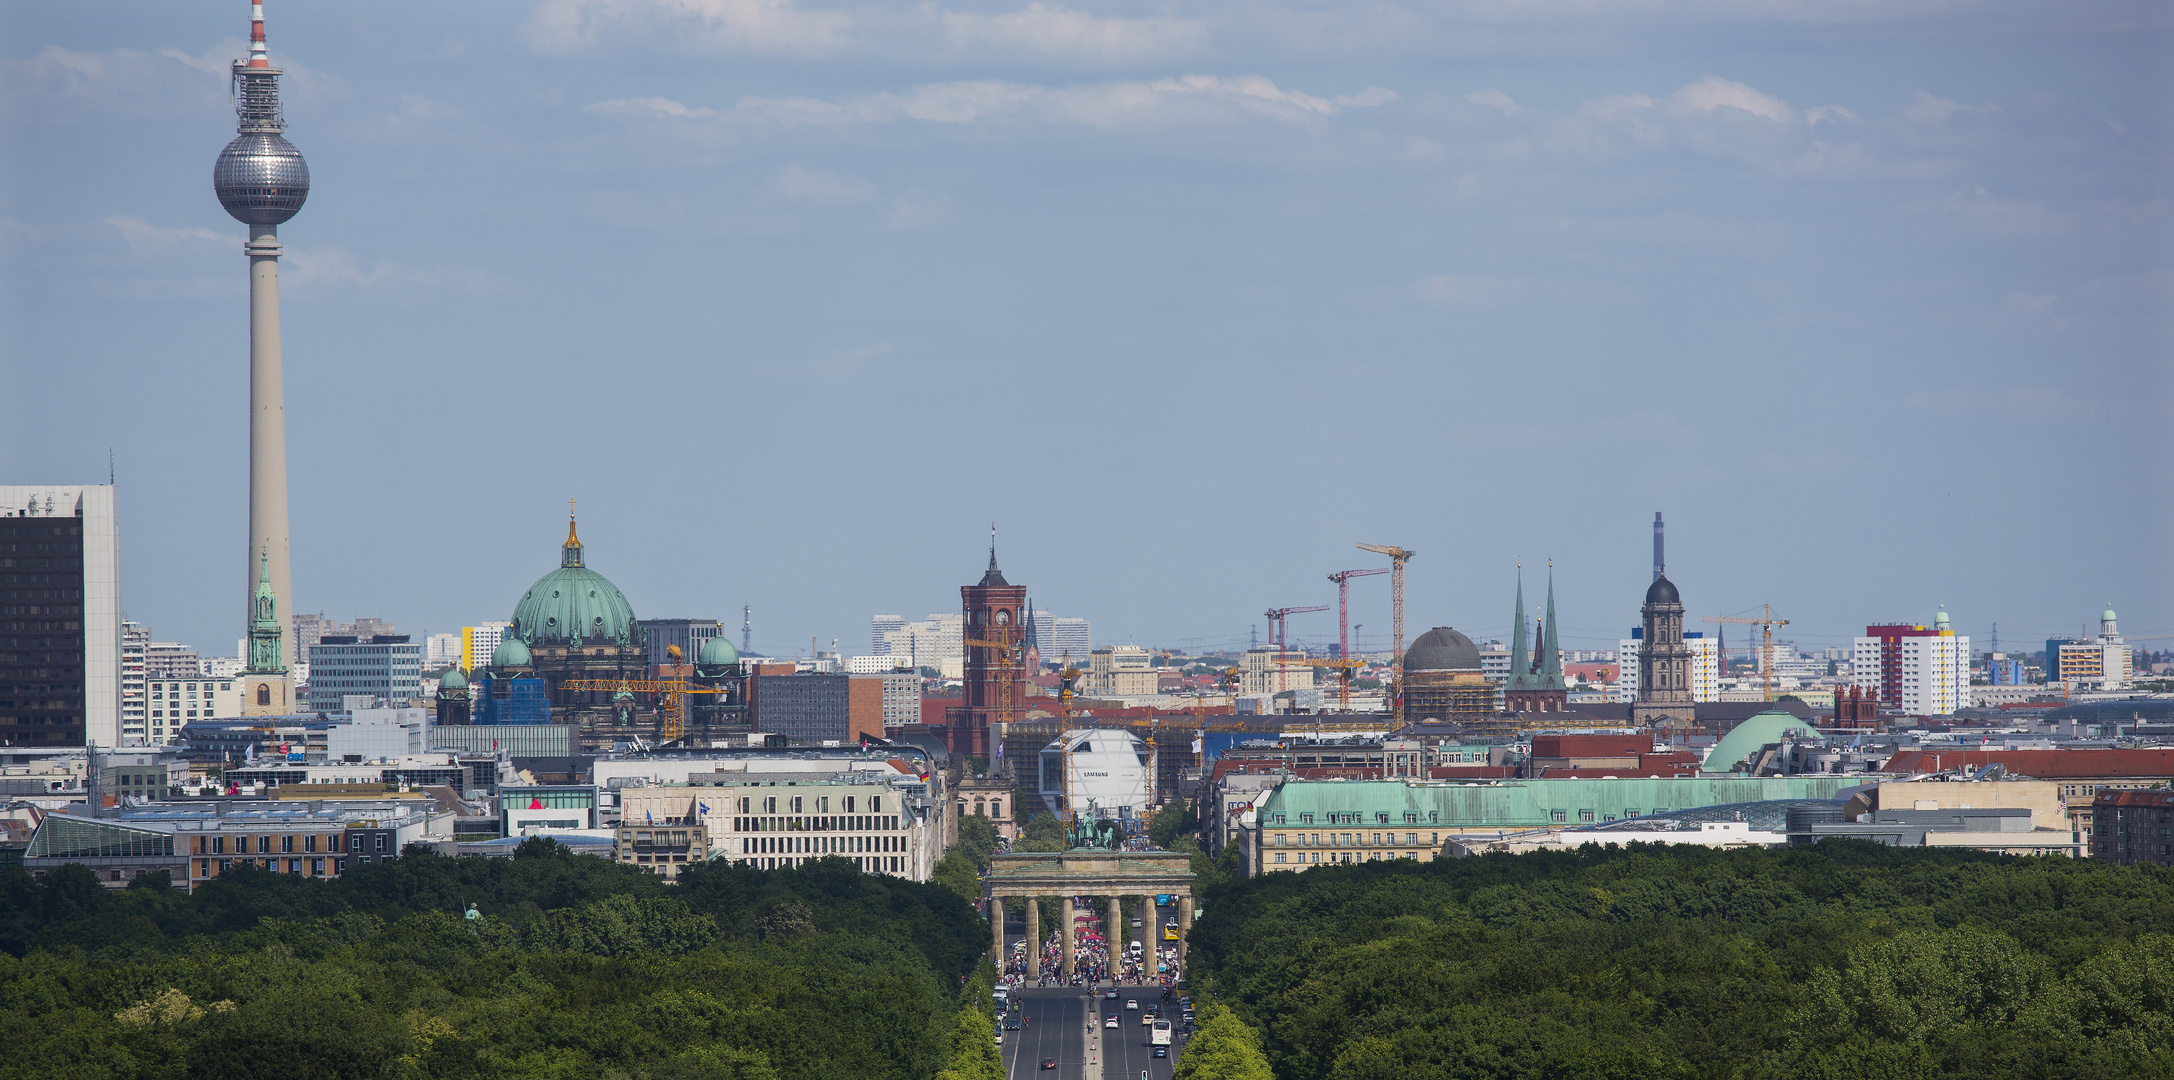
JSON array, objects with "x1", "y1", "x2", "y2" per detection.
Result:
[
  {"x1": 877, "y1": 613, "x2": 965, "y2": 670},
  {"x1": 306, "y1": 635, "x2": 424, "y2": 713},
  {"x1": 877, "y1": 671, "x2": 920, "y2": 730},
  {"x1": 0, "y1": 485, "x2": 122, "y2": 748},
  {"x1": 1091, "y1": 645, "x2": 1160, "y2": 696},
  {"x1": 2047, "y1": 606, "x2": 2133, "y2": 691},
  {"x1": 749, "y1": 673, "x2": 882, "y2": 744},
  {"x1": 1035, "y1": 614, "x2": 1092, "y2": 666},
  {"x1": 23, "y1": 799, "x2": 436, "y2": 892},
  {"x1": 2091, "y1": 789, "x2": 2174, "y2": 866},
  {"x1": 641, "y1": 618, "x2": 725, "y2": 669}
]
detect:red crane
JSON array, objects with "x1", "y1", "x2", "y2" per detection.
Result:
[
  {"x1": 1263, "y1": 605, "x2": 1330, "y2": 654},
  {"x1": 1327, "y1": 568, "x2": 1389, "y2": 662}
]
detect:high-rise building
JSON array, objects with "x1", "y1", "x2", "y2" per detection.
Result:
[
  {"x1": 214, "y1": 2, "x2": 310, "y2": 664},
  {"x1": 1854, "y1": 609, "x2": 1969, "y2": 716},
  {"x1": 148, "y1": 675, "x2": 243, "y2": 739},
  {"x1": 121, "y1": 621, "x2": 148, "y2": 742},
  {"x1": 425, "y1": 632, "x2": 462, "y2": 669},
  {"x1": 1048, "y1": 617, "x2": 1091, "y2": 664},
  {"x1": 2047, "y1": 606, "x2": 2133, "y2": 691},
  {"x1": 878, "y1": 613, "x2": 965, "y2": 671},
  {"x1": 462, "y1": 621, "x2": 511, "y2": 673},
  {"x1": 0, "y1": 485, "x2": 121, "y2": 747},
  {"x1": 144, "y1": 642, "x2": 204, "y2": 679},
  {"x1": 870, "y1": 614, "x2": 907, "y2": 655},
  {"x1": 640, "y1": 619, "x2": 725, "y2": 669}
]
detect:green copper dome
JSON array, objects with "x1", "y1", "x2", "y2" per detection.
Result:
[
  {"x1": 438, "y1": 667, "x2": 468, "y2": 690},
  {"x1": 509, "y1": 516, "x2": 644, "y2": 650},
  {"x1": 491, "y1": 636, "x2": 532, "y2": 669},
  {"x1": 698, "y1": 636, "x2": 741, "y2": 667}
]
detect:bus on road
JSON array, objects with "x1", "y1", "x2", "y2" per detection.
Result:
[{"x1": 1150, "y1": 1020, "x2": 1172, "y2": 1047}]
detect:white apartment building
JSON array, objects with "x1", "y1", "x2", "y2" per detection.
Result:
[
  {"x1": 1852, "y1": 630, "x2": 1970, "y2": 717},
  {"x1": 1617, "y1": 632, "x2": 1718, "y2": 704},
  {"x1": 462, "y1": 622, "x2": 511, "y2": 672},
  {"x1": 122, "y1": 622, "x2": 149, "y2": 743},
  {"x1": 147, "y1": 675, "x2": 243, "y2": 743},
  {"x1": 425, "y1": 633, "x2": 462, "y2": 669},
  {"x1": 878, "y1": 613, "x2": 964, "y2": 671},
  {"x1": 1042, "y1": 616, "x2": 1091, "y2": 665}
]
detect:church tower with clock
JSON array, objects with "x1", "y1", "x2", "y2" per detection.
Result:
[{"x1": 956, "y1": 536, "x2": 1028, "y2": 769}]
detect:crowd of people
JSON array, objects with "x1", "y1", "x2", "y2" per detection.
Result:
[{"x1": 997, "y1": 898, "x2": 1182, "y2": 992}]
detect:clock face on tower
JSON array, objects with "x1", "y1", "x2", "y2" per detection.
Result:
[{"x1": 994, "y1": 610, "x2": 1011, "y2": 626}]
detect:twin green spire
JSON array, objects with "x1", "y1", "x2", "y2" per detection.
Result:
[{"x1": 1507, "y1": 566, "x2": 1564, "y2": 692}]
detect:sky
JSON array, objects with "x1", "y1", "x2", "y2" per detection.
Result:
[{"x1": 2, "y1": 0, "x2": 2168, "y2": 664}]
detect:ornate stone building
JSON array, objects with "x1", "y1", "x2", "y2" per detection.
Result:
[
  {"x1": 1504, "y1": 571, "x2": 1568, "y2": 713},
  {"x1": 507, "y1": 516, "x2": 652, "y2": 751},
  {"x1": 1400, "y1": 627, "x2": 1496, "y2": 723},
  {"x1": 1633, "y1": 574, "x2": 1696, "y2": 730}
]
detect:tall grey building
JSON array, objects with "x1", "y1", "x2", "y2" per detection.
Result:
[
  {"x1": 641, "y1": 618, "x2": 725, "y2": 668},
  {"x1": 0, "y1": 485, "x2": 121, "y2": 747},
  {"x1": 870, "y1": 614, "x2": 907, "y2": 655}
]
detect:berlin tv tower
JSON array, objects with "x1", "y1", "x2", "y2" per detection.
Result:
[{"x1": 213, "y1": 2, "x2": 309, "y2": 659}]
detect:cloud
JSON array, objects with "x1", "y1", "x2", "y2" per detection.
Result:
[
  {"x1": 589, "y1": 96, "x2": 719, "y2": 119},
  {"x1": 1580, "y1": 93, "x2": 1655, "y2": 121},
  {"x1": 102, "y1": 215, "x2": 233, "y2": 251},
  {"x1": 1895, "y1": 90, "x2": 1991, "y2": 124},
  {"x1": 1463, "y1": 89, "x2": 1518, "y2": 115},
  {"x1": 526, "y1": 0, "x2": 852, "y2": 56},
  {"x1": 768, "y1": 163, "x2": 876, "y2": 206},
  {"x1": 1804, "y1": 105, "x2": 1857, "y2": 126},
  {"x1": 1944, "y1": 187, "x2": 2069, "y2": 235},
  {"x1": 593, "y1": 75, "x2": 1395, "y2": 130},
  {"x1": 1666, "y1": 76, "x2": 1796, "y2": 124},
  {"x1": 283, "y1": 246, "x2": 522, "y2": 300},
  {"x1": 941, "y1": 3, "x2": 1208, "y2": 61}
]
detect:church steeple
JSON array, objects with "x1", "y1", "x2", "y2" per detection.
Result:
[
  {"x1": 1508, "y1": 568, "x2": 1532, "y2": 691},
  {"x1": 561, "y1": 507, "x2": 585, "y2": 568},
  {"x1": 1539, "y1": 566, "x2": 1564, "y2": 685},
  {"x1": 245, "y1": 550, "x2": 287, "y2": 675}
]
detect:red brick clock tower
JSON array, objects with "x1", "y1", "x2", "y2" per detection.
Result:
[{"x1": 955, "y1": 538, "x2": 1027, "y2": 770}]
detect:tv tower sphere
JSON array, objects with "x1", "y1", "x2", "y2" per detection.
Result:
[{"x1": 214, "y1": 132, "x2": 309, "y2": 225}]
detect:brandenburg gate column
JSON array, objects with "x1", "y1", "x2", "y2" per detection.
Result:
[
  {"x1": 1106, "y1": 895, "x2": 1122, "y2": 982},
  {"x1": 1177, "y1": 895, "x2": 1195, "y2": 968},
  {"x1": 1060, "y1": 895, "x2": 1077, "y2": 980},
  {"x1": 990, "y1": 896, "x2": 1003, "y2": 971},
  {"x1": 1025, "y1": 897, "x2": 1041, "y2": 980}
]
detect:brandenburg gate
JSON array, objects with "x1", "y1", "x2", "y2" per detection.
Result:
[{"x1": 984, "y1": 848, "x2": 1197, "y2": 981}]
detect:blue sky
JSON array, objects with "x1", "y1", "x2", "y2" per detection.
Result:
[{"x1": 3, "y1": 0, "x2": 2167, "y2": 661}]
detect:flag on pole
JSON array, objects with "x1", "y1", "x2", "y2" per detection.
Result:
[{"x1": 699, "y1": 802, "x2": 711, "y2": 815}]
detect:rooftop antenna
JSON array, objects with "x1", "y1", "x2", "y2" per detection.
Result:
[
  {"x1": 1653, "y1": 511, "x2": 1665, "y2": 580},
  {"x1": 741, "y1": 605, "x2": 751, "y2": 653}
]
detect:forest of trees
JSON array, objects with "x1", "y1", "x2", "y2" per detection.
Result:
[
  {"x1": 0, "y1": 838, "x2": 999, "y2": 1080},
  {"x1": 1188, "y1": 841, "x2": 2174, "y2": 1080}
]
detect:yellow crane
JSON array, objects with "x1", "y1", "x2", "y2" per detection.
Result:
[
  {"x1": 1356, "y1": 542, "x2": 1415, "y2": 694},
  {"x1": 1704, "y1": 605, "x2": 1791, "y2": 701},
  {"x1": 1273, "y1": 654, "x2": 1366, "y2": 709},
  {"x1": 557, "y1": 678, "x2": 733, "y2": 744},
  {"x1": 963, "y1": 627, "x2": 1022, "y2": 783}
]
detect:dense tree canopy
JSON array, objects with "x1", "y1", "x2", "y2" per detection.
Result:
[
  {"x1": 1188, "y1": 841, "x2": 2174, "y2": 1080},
  {"x1": 0, "y1": 844, "x2": 992, "y2": 1080}
]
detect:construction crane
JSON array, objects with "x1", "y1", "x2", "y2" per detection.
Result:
[
  {"x1": 1704, "y1": 605, "x2": 1791, "y2": 701},
  {"x1": 1263, "y1": 605, "x2": 1329, "y2": 653},
  {"x1": 1356, "y1": 542, "x2": 1415, "y2": 692},
  {"x1": 1327, "y1": 568, "x2": 1389, "y2": 662},
  {"x1": 557, "y1": 678, "x2": 733, "y2": 744},
  {"x1": 1274, "y1": 655, "x2": 1365, "y2": 710}
]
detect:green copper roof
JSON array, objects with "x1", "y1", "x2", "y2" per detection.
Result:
[
  {"x1": 438, "y1": 667, "x2": 468, "y2": 690},
  {"x1": 490, "y1": 635, "x2": 532, "y2": 669},
  {"x1": 510, "y1": 516, "x2": 642, "y2": 649},
  {"x1": 698, "y1": 636, "x2": 741, "y2": 668},
  {"x1": 1257, "y1": 776, "x2": 1855, "y2": 832},
  {"x1": 1702, "y1": 711, "x2": 1816, "y2": 774}
]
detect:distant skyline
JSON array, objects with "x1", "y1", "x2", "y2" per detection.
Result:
[{"x1": 3, "y1": 1, "x2": 2166, "y2": 662}]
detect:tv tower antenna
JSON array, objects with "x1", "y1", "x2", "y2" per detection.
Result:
[
  {"x1": 742, "y1": 605, "x2": 752, "y2": 653},
  {"x1": 214, "y1": 0, "x2": 310, "y2": 661}
]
